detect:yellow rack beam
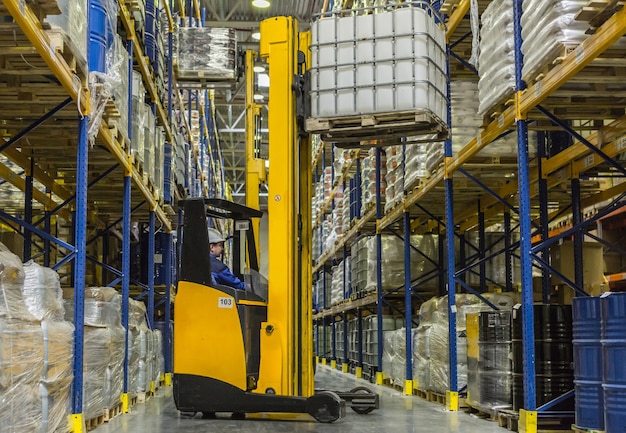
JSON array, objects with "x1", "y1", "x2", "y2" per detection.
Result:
[{"x1": 445, "y1": 0, "x2": 469, "y2": 42}]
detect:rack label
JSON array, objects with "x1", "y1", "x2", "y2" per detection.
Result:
[
  {"x1": 584, "y1": 154, "x2": 594, "y2": 168},
  {"x1": 218, "y1": 297, "x2": 234, "y2": 309},
  {"x1": 575, "y1": 45, "x2": 584, "y2": 64},
  {"x1": 498, "y1": 115, "x2": 505, "y2": 128},
  {"x1": 616, "y1": 135, "x2": 626, "y2": 151}
]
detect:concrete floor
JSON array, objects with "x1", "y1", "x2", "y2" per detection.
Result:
[{"x1": 95, "y1": 366, "x2": 509, "y2": 432}]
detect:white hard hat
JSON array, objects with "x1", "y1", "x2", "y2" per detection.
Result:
[{"x1": 208, "y1": 227, "x2": 226, "y2": 244}]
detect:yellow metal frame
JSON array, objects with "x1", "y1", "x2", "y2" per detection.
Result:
[{"x1": 258, "y1": 17, "x2": 314, "y2": 398}]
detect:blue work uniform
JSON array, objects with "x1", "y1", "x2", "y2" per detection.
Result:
[{"x1": 210, "y1": 254, "x2": 246, "y2": 290}]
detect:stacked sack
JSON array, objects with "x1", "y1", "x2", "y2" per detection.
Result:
[
  {"x1": 384, "y1": 146, "x2": 403, "y2": 213},
  {"x1": 521, "y1": 0, "x2": 588, "y2": 83},
  {"x1": 361, "y1": 148, "x2": 386, "y2": 214},
  {"x1": 0, "y1": 245, "x2": 74, "y2": 433},
  {"x1": 477, "y1": 0, "x2": 515, "y2": 117},
  {"x1": 64, "y1": 287, "x2": 125, "y2": 419},
  {"x1": 413, "y1": 293, "x2": 519, "y2": 393},
  {"x1": 404, "y1": 142, "x2": 444, "y2": 189},
  {"x1": 330, "y1": 258, "x2": 351, "y2": 306}
]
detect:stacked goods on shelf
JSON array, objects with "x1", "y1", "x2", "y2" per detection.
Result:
[
  {"x1": 382, "y1": 327, "x2": 410, "y2": 385},
  {"x1": 521, "y1": 0, "x2": 588, "y2": 83},
  {"x1": 511, "y1": 304, "x2": 574, "y2": 411},
  {"x1": 132, "y1": 71, "x2": 146, "y2": 166},
  {"x1": 144, "y1": 103, "x2": 156, "y2": 184},
  {"x1": 64, "y1": 287, "x2": 125, "y2": 419},
  {"x1": 309, "y1": 4, "x2": 447, "y2": 124},
  {"x1": 128, "y1": 299, "x2": 157, "y2": 396},
  {"x1": 347, "y1": 317, "x2": 361, "y2": 365},
  {"x1": 154, "y1": 125, "x2": 165, "y2": 200},
  {"x1": 342, "y1": 177, "x2": 352, "y2": 233},
  {"x1": 477, "y1": 0, "x2": 515, "y2": 116},
  {"x1": 361, "y1": 148, "x2": 386, "y2": 214},
  {"x1": 312, "y1": 135, "x2": 322, "y2": 158},
  {"x1": 176, "y1": 27, "x2": 238, "y2": 81},
  {"x1": 451, "y1": 80, "x2": 534, "y2": 157},
  {"x1": 335, "y1": 319, "x2": 344, "y2": 362},
  {"x1": 0, "y1": 252, "x2": 74, "y2": 433},
  {"x1": 314, "y1": 325, "x2": 332, "y2": 359},
  {"x1": 44, "y1": 0, "x2": 88, "y2": 65},
  {"x1": 351, "y1": 234, "x2": 440, "y2": 299},
  {"x1": 334, "y1": 148, "x2": 353, "y2": 176},
  {"x1": 404, "y1": 142, "x2": 444, "y2": 189},
  {"x1": 313, "y1": 271, "x2": 332, "y2": 311},
  {"x1": 466, "y1": 311, "x2": 513, "y2": 411},
  {"x1": 384, "y1": 146, "x2": 402, "y2": 212},
  {"x1": 413, "y1": 293, "x2": 519, "y2": 393},
  {"x1": 173, "y1": 129, "x2": 187, "y2": 191},
  {"x1": 111, "y1": 36, "x2": 130, "y2": 141},
  {"x1": 464, "y1": 232, "x2": 521, "y2": 289},
  {"x1": 330, "y1": 257, "x2": 352, "y2": 306},
  {"x1": 364, "y1": 315, "x2": 400, "y2": 377}
]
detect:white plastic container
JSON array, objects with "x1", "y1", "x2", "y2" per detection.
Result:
[{"x1": 310, "y1": 5, "x2": 447, "y2": 123}]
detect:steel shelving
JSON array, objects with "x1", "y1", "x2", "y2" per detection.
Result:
[{"x1": 312, "y1": 0, "x2": 626, "y2": 423}]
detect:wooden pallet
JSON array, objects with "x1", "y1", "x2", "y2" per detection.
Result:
[
  {"x1": 104, "y1": 402, "x2": 123, "y2": 422},
  {"x1": 136, "y1": 390, "x2": 154, "y2": 404},
  {"x1": 413, "y1": 388, "x2": 429, "y2": 400},
  {"x1": 576, "y1": 0, "x2": 625, "y2": 33},
  {"x1": 571, "y1": 425, "x2": 604, "y2": 433},
  {"x1": 427, "y1": 390, "x2": 447, "y2": 406},
  {"x1": 307, "y1": 110, "x2": 449, "y2": 144},
  {"x1": 465, "y1": 401, "x2": 501, "y2": 421},
  {"x1": 44, "y1": 28, "x2": 88, "y2": 75},
  {"x1": 497, "y1": 409, "x2": 574, "y2": 433},
  {"x1": 524, "y1": 44, "x2": 577, "y2": 87},
  {"x1": 85, "y1": 414, "x2": 105, "y2": 431}
]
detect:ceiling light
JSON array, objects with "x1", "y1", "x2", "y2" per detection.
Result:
[
  {"x1": 253, "y1": 93, "x2": 264, "y2": 101},
  {"x1": 252, "y1": 0, "x2": 270, "y2": 8},
  {"x1": 251, "y1": 31, "x2": 261, "y2": 41}
]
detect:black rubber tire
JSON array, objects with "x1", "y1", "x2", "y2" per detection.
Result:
[
  {"x1": 179, "y1": 411, "x2": 197, "y2": 418},
  {"x1": 349, "y1": 386, "x2": 376, "y2": 414},
  {"x1": 201, "y1": 412, "x2": 216, "y2": 419},
  {"x1": 231, "y1": 412, "x2": 246, "y2": 420}
]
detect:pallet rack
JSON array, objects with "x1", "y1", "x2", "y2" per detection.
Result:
[
  {"x1": 312, "y1": 0, "x2": 626, "y2": 424},
  {"x1": 0, "y1": 0, "x2": 226, "y2": 425}
]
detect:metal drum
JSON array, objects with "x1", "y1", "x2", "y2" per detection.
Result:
[
  {"x1": 572, "y1": 296, "x2": 603, "y2": 430},
  {"x1": 512, "y1": 304, "x2": 574, "y2": 411},
  {"x1": 478, "y1": 311, "x2": 512, "y2": 408},
  {"x1": 88, "y1": 0, "x2": 110, "y2": 72},
  {"x1": 602, "y1": 292, "x2": 626, "y2": 433}
]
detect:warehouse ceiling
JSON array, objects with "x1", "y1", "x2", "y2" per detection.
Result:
[{"x1": 199, "y1": 0, "x2": 325, "y2": 206}]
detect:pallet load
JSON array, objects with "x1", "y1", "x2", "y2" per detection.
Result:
[
  {"x1": 131, "y1": 71, "x2": 147, "y2": 166},
  {"x1": 361, "y1": 148, "x2": 386, "y2": 213},
  {"x1": 413, "y1": 293, "x2": 519, "y2": 395},
  {"x1": 477, "y1": 0, "x2": 515, "y2": 117},
  {"x1": 175, "y1": 27, "x2": 238, "y2": 82},
  {"x1": 330, "y1": 258, "x2": 351, "y2": 306},
  {"x1": 521, "y1": 0, "x2": 588, "y2": 83},
  {"x1": 308, "y1": 2, "x2": 449, "y2": 144},
  {"x1": 351, "y1": 234, "x2": 439, "y2": 299},
  {"x1": 64, "y1": 287, "x2": 126, "y2": 421},
  {"x1": 0, "y1": 249, "x2": 74, "y2": 433}
]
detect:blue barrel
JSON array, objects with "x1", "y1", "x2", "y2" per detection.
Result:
[
  {"x1": 572, "y1": 297, "x2": 604, "y2": 430},
  {"x1": 602, "y1": 292, "x2": 626, "y2": 433},
  {"x1": 88, "y1": 0, "x2": 109, "y2": 72}
]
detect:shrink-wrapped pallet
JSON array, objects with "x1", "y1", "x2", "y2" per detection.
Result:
[
  {"x1": 351, "y1": 234, "x2": 439, "y2": 296},
  {"x1": 477, "y1": 0, "x2": 515, "y2": 116},
  {"x1": 131, "y1": 71, "x2": 146, "y2": 165},
  {"x1": 0, "y1": 318, "x2": 74, "y2": 433},
  {"x1": 330, "y1": 260, "x2": 347, "y2": 306},
  {"x1": 176, "y1": 27, "x2": 237, "y2": 81},
  {"x1": 110, "y1": 35, "x2": 130, "y2": 141},
  {"x1": 404, "y1": 142, "x2": 444, "y2": 189},
  {"x1": 412, "y1": 324, "x2": 431, "y2": 390},
  {"x1": 361, "y1": 147, "x2": 386, "y2": 214},
  {"x1": 103, "y1": 325, "x2": 125, "y2": 410},
  {"x1": 22, "y1": 261, "x2": 64, "y2": 322},
  {"x1": 521, "y1": 0, "x2": 588, "y2": 83},
  {"x1": 83, "y1": 327, "x2": 109, "y2": 419},
  {"x1": 0, "y1": 244, "x2": 33, "y2": 321},
  {"x1": 64, "y1": 287, "x2": 122, "y2": 328}
]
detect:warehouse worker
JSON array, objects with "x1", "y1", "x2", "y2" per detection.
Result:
[{"x1": 208, "y1": 227, "x2": 246, "y2": 290}]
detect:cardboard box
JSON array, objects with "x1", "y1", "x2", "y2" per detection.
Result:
[{"x1": 550, "y1": 241, "x2": 604, "y2": 288}]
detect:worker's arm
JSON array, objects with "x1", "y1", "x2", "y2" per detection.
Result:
[{"x1": 212, "y1": 267, "x2": 246, "y2": 290}]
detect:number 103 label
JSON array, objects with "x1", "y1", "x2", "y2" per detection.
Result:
[{"x1": 218, "y1": 297, "x2": 234, "y2": 308}]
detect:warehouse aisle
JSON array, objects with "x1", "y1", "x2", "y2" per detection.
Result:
[{"x1": 95, "y1": 366, "x2": 507, "y2": 432}]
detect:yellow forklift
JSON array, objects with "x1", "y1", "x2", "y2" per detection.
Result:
[{"x1": 172, "y1": 17, "x2": 378, "y2": 422}]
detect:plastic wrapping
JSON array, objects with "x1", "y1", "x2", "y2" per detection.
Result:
[
  {"x1": 144, "y1": 103, "x2": 156, "y2": 183},
  {"x1": 382, "y1": 328, "x2": 410, "y2": 385},
  {"x1": 131, "y1": 71, "x2": 146, "y2": 165},
  {"x1": 477, "y1": 0, "x2": 515, "y2": 116},
  {"x1": 468, "y1": 0, "x2": 480, "y2": 68},
  {"x1": 103, "y1": 325, "x2": 125, "y2": 409},
  {"x1": 22, "y1": 261, "x2": 64, "y2": 322},
  {"x1": 0, "y1": 244, "x2": 33, "y2": 321},
  {"x1": 110, "y1": 35, "x2": 130, "y2": 141},
  {"x1": 330, "y1": 260, "x2": 350, "y2": 306},
  {"x1": 176, "y1": 27, "x2": 238, "y2": 81},
  {"x1": 129, "y1": 299, "x2": 149, "y2": 329},
  {"x1": 404, "y1": 142, "x2": 444, "y2": 189},
  {"x1": 44, "y1": 0, "x2": 87, "y2": 64},
  {"x1": 464, "y1": 232, "x2": 522, "y2": 288},
  {"x1": 361, "y1": 148, "x2": 386, "y2": 214},
  {"x1": 521, "y1": 0, "x2": 588, "y2": 82},
  {"x1": 351, "y1": 234, "x2": 439, "y2": 297},
  {"x1": 0, "y1": 318, "x2": 74, "y2": 433},
  {"x1": 415, "y1": 293, "x2": 519, "y2": 393},
  {"x1": 451, "y1": 80, "x2": 536, "y2": 157},
  {"x1": 64, "y1": 287, "x2": 122, "y2": 328},
  {"x1": 364, "y1": 315, "x2": 398, "y2": 368}
]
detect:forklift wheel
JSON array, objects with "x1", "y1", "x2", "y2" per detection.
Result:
[
  {"x1": 349, "y1": 386, "x2": 376, "y2": 414},
  {"x1": 306, "y1": 391, "x2": 344, "y2": 423},
  {"x1": 180, "y1": 411, "x2": 197, "y2": 418}
]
